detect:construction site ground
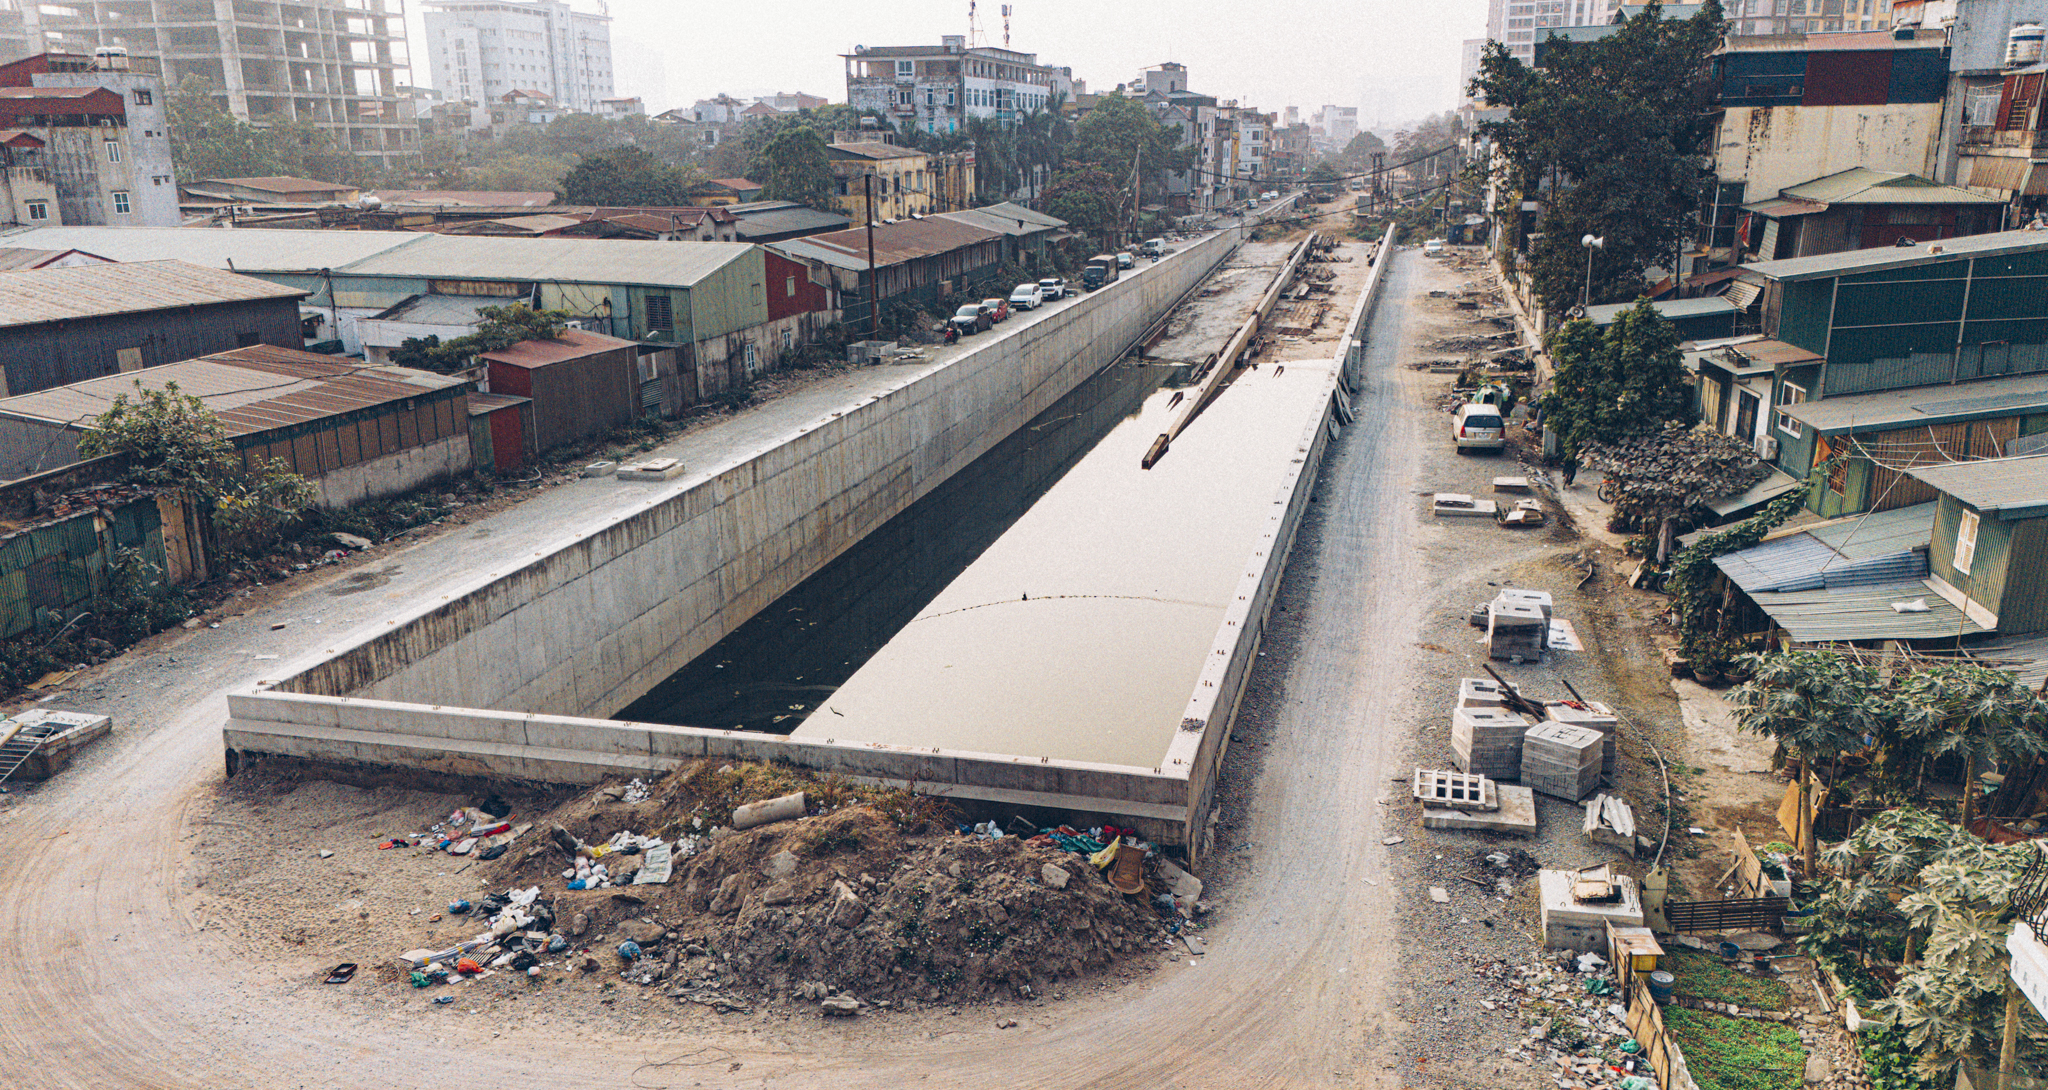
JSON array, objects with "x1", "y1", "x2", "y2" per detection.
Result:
[{"x1": 0, "y1": 243, "x2": 1791, "y2": 1089}]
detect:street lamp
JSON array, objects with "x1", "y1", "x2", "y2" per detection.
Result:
[{"x1": 1581, "y1": 234, "x2": 1605, "y2": 312}]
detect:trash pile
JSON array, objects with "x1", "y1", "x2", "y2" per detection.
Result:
[
  {"x1": 1470, "y1": 951, "x2": 1659, "y2": 1090},
  {"x1": 394, "y1": 886, "x2": 565, "y2": 988},
  {"x1": 377, "y1": 762, "x2": 1210, "y2": 1008},
  {"x1": 373, "y1": 794, "x2": 526, "y2": 859}
]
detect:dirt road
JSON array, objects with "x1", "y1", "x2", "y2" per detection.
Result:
[{"x1": 0, "y1": 247, "x2": 1579, "y2": 1089}]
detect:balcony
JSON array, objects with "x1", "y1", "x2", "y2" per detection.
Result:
[{"x1": 1959, "y1": 125, "x2": 2048, "y2": 151}]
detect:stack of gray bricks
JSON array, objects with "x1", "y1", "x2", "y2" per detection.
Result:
[
  {"x1": 1546, "y1": 700, "x2": 1619, "y2": 783},
  {"x1": 1451, "y1": 705, "x2": 1531, "y2": 779},
  {"x1": 1521, "y1": 722, "x2": 1604, "y2": 801},
  {"x1": 1486, "y1": 597, "x2": 1547, "y2": 663}
]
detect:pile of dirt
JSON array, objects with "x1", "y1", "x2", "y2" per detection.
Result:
[{"x1": 473, "y1": 762, "x2": 1180, "y2": 1006}]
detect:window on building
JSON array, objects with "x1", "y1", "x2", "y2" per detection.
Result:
[
  {"x1": 105, "y1": 140, "x2": 121, "y2": 162},
  {"x1": 896, "y1": 60, "x2": 915, "y2": 78},
  {"x1": 1955, "y1": 508, "x2": 1980, "y2": 574},
  {"x1": 644, "y1": 293, "x2": 673, "y2": 331},
  {"x1": 786, "y1": 275, "x2": 796, "y2": 297},
  {"x1": 26, "y1": 200, "x2": 47, "y2": 220},
  {"x1": 781, "y1": 327, "x2": 794, "y2": 350},
  {"x1": 133, "y1": 89, "x2": 152, "y2": 106},
  {"x1": 1776, "y1": 382, "x2": 1806, "y2": 437},
  {"x1": 112, "y1": 191, "x2": 130, "y2": 214}
]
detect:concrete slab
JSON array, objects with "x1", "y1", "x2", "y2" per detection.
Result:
[
  {"x1": 1422, "y1": 784, "x2": 1536, "y2": 835},
  {"x1": 1493, "y1": 476, "x2": 1532, "y2": 492},
  {"x1": 617, "y1": 457, "x2": 686, "y2": 482},
  {"x1": 1433, "y1": 494, "x2": 1499, "y2": 518},
  {"x1": 1539, "y1": 868, "x2": 1644, "y2": 952}
]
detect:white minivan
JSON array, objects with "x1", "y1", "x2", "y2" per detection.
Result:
[{"x1": 1008, "y1": 283, "x2": 1044, "y2": 311}]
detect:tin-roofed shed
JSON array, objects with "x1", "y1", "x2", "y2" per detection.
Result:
[
  {"x1": 1910, "y1": 455, "x2": 2048, "y2": 635},
  {"x1": 0, "y1": 259, "x2": 308, "y2": 397},
  {"x1": 0, "y1": 345, "x2": 472, "y2": 507}
]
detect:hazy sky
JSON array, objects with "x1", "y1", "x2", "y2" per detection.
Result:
[{"x1": 406, "y1": 0, "x2": 1489, "y2": 131}]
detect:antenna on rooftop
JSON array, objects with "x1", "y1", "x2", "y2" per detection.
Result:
[
  {"x1": 1003, "y1": 4, "x2": 1012, "y2": 46},
  {"x1": 968, "y1": 0, "x2": 984, "y2": 47}
]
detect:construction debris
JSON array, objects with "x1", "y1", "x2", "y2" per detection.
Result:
[
  {"x1": 1522, "y1": 724, "x2": 1606, "y2": 802},
  {"x1": 1413, "y1": 768, "x2": 1501, "y2": 811},
  {"x1": 1423, "y1": 784, "x2": 1538, "y2": 836},
  {"x1": 1582, "y1": 794, "x2": 1637, "y2": 852},
  {"x1": 1434, "y1": 493, "x2": 1500, "y2": 519},
  {"x1": 1451, "y1": 705, "x2": 1531, "y2": 779}
]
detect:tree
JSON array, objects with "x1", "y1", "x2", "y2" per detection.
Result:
[
  {"x1": 1802, "y1": 809, "x2": 2048, "y2": 1082},
  {"x1": 1340, "y1": 130, "x2": 1387, "y2": 168},
  {"x1": 1577, "y1": 425, "x2": 1762, "y2": 561},
  {"x1": 165, "y1": 75, "x2": 369, "y2": 187},
  {"x1": 1042, "y1": 168, "x2": 1121, "y2": 241},
  {"x1": 754, "y1": 126, "x2": 833, "y2": 209},
  {"x1": 391, "y1": 304, "x2": 573, "y2": 372},
  {"x1": 1731, "y1": 649, "x2": 1895, "y2": 870},
  {"x1": 1068, "y1": 94, "x2": 1189, "y2": 213},
  {"x1": 1540, "y1": 302, "x2": 1698, "y2": 459},
  {"x1": 1305, "y1": 159, "x2": 1343, "y2": 185},
  {"x1": 558, "y1": 146, "x2": 692, "y2": 206},
  {"x1": 1473, "y1": 0, "x2": 1727, "y2": 314},
  {"x1": 77, "y1": 382, "x2": 316, "y2": 538}
]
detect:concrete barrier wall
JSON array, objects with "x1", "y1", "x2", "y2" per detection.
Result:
[
  {"x1": 269, "y1": 225, "x2": 1245, "y2": 718},
  {"x1": 223, "y1": 212, "x2": 1377, "y2": 853},
  {"x1": 1163, "y1": 225, "x2": 1402, "y2": 855}
]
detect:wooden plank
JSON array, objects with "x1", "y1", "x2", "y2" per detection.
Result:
[{"x1": 1663, "y1": 896, "x2": 1791, "y2": 933}]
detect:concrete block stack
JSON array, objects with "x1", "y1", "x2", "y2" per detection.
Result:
[
  {"x1": 1457, "y1": 676, "x2": 1520, "y2": 709},
  {"x1": 1547, "y1": 700, "x2": 1619, "y2": 783},
  {"x1": 1451, "y1": 705, "x2": 1531, "y2": 779},
  {"x1": 1487, "y1": 597, "x2": 1547, "y2": 662},
  {"x1": 1521, "y1": 722, "x2": 1604, "y2": 801}
]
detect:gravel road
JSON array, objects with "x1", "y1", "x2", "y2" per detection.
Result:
[{"x1": 0, "y1": 246, "x2": 1651, "y2": 1089}]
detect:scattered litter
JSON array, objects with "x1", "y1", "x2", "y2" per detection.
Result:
[
  {"x1": 322, "y1": 963, "x2": 357, "y2": 984},
  {"x1": 1429, "y1": 887, "x2": 1451, "y2": 903}
]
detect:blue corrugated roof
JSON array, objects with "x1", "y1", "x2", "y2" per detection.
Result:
[{"x1": 1715, "y1": 503, "x2": 1935, "y2": 592}]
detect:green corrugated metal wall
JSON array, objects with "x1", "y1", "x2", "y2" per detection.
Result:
[{"x1": 0, "y1": 498, "x2": 166, "y2": 640}]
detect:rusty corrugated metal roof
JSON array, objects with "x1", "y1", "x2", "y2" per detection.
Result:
[
  {"x1": 0, "y1": 259, "x2": 307, "y2": 329},
  {"x1": 1732, "y1": 338, "x2": 1824, "y2": 366},
  {"x1": 0, "y1": 344, "x2": 465, "y2": 437},
  {"x1": 476, "y1": 327, "x2": 638, "y2": 369},
  {"x1": 786, "y1": 217, "x2": 1004, "y2": 269}
]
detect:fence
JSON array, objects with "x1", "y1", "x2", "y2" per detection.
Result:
[
  {"x1": 1663, "y1": 896, "x2": 1792, "y2": 933},
  {"x1": 1625, "y1": 974, "x2": 1702, "y2": 1090}
]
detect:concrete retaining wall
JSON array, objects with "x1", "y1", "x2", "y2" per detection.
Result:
[
  {"x1": 269, "y1": 225, "x2": 1244, "y2": 717},
  {"x1": 223, "y1": 217, "x2": 1387, "y2": 856},
  {"x1": 1161, "y1": 225, "x2": 1401, "y2": 856}
]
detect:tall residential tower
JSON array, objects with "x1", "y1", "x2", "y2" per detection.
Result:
[{"x1": 422, "y1": 0, "x2": 613, "y2": 115}]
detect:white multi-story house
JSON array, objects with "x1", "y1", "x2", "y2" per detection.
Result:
[
  {"x1": 423, "y1": 0, "x2": 613, "y2": 117},
  {"x1": 843, "y1": 36, "x2": 1068, "y2": 137}
]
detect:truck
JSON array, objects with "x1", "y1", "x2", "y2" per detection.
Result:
[{"x1": 1081, "y1": 254, "x2": 1121, "y2": 290}]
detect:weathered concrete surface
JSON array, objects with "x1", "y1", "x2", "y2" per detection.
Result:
[{"x1": 225, "y1": 216, "x2": 1391, "y2": 853}]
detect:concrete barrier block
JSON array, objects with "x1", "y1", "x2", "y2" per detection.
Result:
[
  {"x1": 228, "y1": 690, "x2": 343, "y2": 727},
  {"x1": 526, "y1": 714, "x2": 651, "y2": 757},
  {"x1": 646, "y1": 724, "x2": 709, "y2": 760}
]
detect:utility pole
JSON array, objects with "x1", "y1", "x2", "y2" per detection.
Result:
[{"x1": 864, "y1": 173, "x2": 881, "y2": 340}]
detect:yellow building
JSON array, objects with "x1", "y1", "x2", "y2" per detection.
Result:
[{"x1": 827, "y1": 142, "x2": 932, "y2": 222}]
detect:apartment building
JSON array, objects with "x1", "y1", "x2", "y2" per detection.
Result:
[
  {"x1": 0, "y1": 52, "x2": 176, "y2": 226},
  {"x1": 1, "y1": 0, "x2": 413, "y2": 170},
  {"x1": 843, "y1": 35, "x2": 1071, "y2": 136},
  {"x1": 828, "y1": 142, "x2": 932, "y2": 221},
  {"x1": 422, "y1": 0, "x2": 613, "y2": 115}
]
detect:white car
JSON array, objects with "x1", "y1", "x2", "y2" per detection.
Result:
[
  {"x1": 1451, "y1": 403, "x2": 1506, "y2": 452},
  {"x1": 1008, "y1": 283, "x2": 1044, "y2": 310},
  {"x1": 1423, "y1": 239, "x2": 1446, "y2": 256},
  {"x1": 1037, "y1": 276, "x2": 1066, "y2": 301}
]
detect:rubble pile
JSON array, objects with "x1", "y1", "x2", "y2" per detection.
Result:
[
  {"x1": 1469, "y1": 952, "x2": 1655, "y2": 1090},
  {"x1": 393, "y1": 763, "x2": 1196, "y2": 1008}
]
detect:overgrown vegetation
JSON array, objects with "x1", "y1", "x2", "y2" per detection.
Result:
[
  {"x1": 1541, "y1": 304, "x2": 1698, "y2": 460},
  {"x1": 78, "y1": 381, "x2": 317, "y2": 540},
  {"x1": 1471, "y1": 0, "x2": 1727, "y2": 315},
  {"x1": 557, "y1": 145, "x2": 695, "y2": 206},
  {"x1": 1661, "y1": 1005, "x2": 1805, "y2": 1090},
  {"x1": 1800, "y1": 808, "x2": 2048, "y2": 1082},
  {"x1": 1664, "y1": 947, "x2": 1791, "y2": 1009},
  {"x1": 1663, "y1": 473, "x2": 1820, "y2": 670},
  {"x1": 389, "y1": 304, "x2": 574, "y2": 372}
]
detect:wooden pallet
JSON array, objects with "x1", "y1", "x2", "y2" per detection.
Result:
[{"x1": 1412, "y1": 768, "x2": 1499, "y2": 811}]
